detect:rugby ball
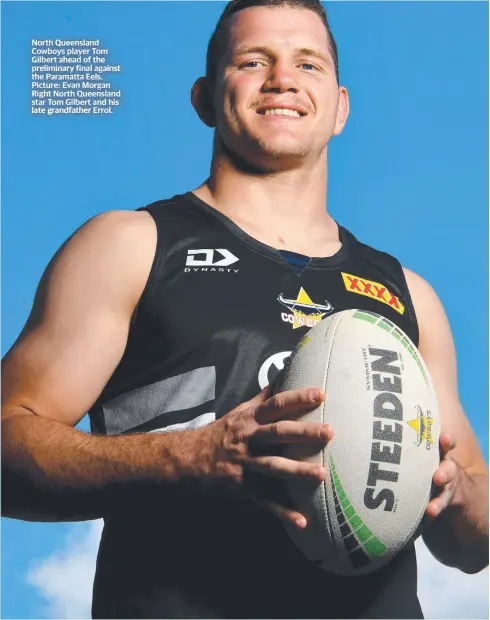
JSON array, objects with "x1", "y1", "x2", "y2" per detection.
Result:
[{"x1": 274, "y1": 309, "x2": 440, "y2": 576}]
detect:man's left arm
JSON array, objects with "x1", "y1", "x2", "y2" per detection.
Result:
[{"x1": 404, "y1": 268, "x2": 488, "y2": 574}]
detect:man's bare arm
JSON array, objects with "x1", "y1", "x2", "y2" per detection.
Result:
[
  {"x1": 405, "y1": 268, "x2": 488, "y2": 574},
  {"x1": 1, "y1": 210, "x2": 174, "y2": 520},
  {"x1": 2, "y1": 211, "x2": 330, "y2": 523}
]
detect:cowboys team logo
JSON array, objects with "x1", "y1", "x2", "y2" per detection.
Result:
[
  {"x1": 278, "y1": 287, "x2": 333, "y2": 329},
  {"x1": 407, "y1": 406, "x2": 434, "y2": 451}
]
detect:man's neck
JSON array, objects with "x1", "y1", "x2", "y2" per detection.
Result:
[{"x1": 192, "y1": 151, "x2": 341, "y2": 257}]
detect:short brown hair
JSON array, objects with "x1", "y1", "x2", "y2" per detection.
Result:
[{"x1": 206, "y1": 0, "x2": 339, "y2": 85}]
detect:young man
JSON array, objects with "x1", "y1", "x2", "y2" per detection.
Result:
[{"x1": 3, "y1": 0, "x2": 488, "y2": 617}]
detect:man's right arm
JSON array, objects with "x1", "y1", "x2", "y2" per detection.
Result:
[
  {"x1": 2, "y1": 210, "x2": 330, "y2": 525},
  {"x1": 1, "y1": 210, "x2": 179, "y2": 521}
]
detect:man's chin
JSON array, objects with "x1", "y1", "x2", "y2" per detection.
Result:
[
  {"x1": 254, "y1": 136, "x2": 310, "y2": 159},
  {"x1": 217, "y1": 135, "x2": 312, "y2": 172},
  {"x1": 260, "y1": 147, "x2": 309, "y2": 160},
  {"x1": 250, "y1": 142, "x2": 313, "y2": 171}
]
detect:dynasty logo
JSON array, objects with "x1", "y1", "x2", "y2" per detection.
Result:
[
  {"x1": 278, "y1": 287, "x2": 333, "y2": 329},
  {"x1": 407, "y1": 406, "x2": 434, "y2": 450},
  {"x1": 185, "y1": 249, "x2": 239, "y2": 273},
  {"x1": 341, "y1": 273, "x2": 405, "y2": 315}
]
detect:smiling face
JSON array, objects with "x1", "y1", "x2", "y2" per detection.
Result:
[{"x1": 202, "y1": 6, "x2": 349, "y2": 170}]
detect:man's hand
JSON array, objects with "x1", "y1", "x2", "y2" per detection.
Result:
[
  {"x1": 423, "y1": 429, "x2": 489, "y2": 573},
  {"x1": 426, "y1": 431, "x2": 462, "y2": 519},
  {"x1": 197, "y1": 386, "x2": 333, "y2": 529}
]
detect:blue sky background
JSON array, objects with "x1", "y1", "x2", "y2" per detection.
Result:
[{"x1": 2, "y1": 1, "x2": 488, "y2": 618}]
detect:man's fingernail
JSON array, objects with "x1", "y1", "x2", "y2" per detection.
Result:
[
  {"x1": 322, "y1": 424, "x2": 332, "y2": 437},
  {"x1": 296, "y1": 517, "x2": 307, "y2": 528}
]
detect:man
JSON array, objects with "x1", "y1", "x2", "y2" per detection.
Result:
[{"x1": 2, "y1": 0, "x2": 488, "y2": 618}]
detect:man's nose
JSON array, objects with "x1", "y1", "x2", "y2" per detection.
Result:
[{"x1": 262, "y1": 60, "x2": 300, "y2": 93}]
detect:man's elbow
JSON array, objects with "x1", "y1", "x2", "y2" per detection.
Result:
[
  {"x1": 427, "y1": 541, "x2": 489, "y2": 575},
  {"x1": 459, "y1": 549, "x2": 489, "y2": 575}
]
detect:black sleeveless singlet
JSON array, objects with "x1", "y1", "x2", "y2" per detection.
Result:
[{"x1": 89, "y1": 192, "x2": 424, "y2": 619}]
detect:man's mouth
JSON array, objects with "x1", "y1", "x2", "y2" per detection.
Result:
[{"x1": 256, "y1": 107, "x2": 307, "y2": 118}]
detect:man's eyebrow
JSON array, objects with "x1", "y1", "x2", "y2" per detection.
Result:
[
  {"x1": 233, "y1": 45, "x2": 273, "y2": 57},
  {"x1": 296, "y1": 47, "x2": 331, "y2": 64}
]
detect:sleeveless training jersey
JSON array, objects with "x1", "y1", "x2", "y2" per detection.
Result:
[{"x1": 89, "y1": 192, "x2": 423, "y2": 619}]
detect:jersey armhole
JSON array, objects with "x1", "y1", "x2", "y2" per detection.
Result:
[
  {"x1": 129, "y1": 205, "x2": 164, "y2": 328},
  {"x1": 396, "y1": 261, "x2": 420, "y2": 346}
]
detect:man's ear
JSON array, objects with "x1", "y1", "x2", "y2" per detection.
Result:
[{"x1": 191, "y1": 77, "x2": 216, "y2": 128}]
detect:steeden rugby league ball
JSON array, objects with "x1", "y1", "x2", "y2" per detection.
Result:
[{"x1": 274, "y1": 309, "x2": 440, "y2": 576}]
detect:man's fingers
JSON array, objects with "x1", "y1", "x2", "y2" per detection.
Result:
[
  {"x1": 432, "y1": 459, "x2": 458, "y2": 488},
  {"x1": 261, "y1": 499, "x2": 308, "y2": 529},
  {"x1": 249, "y1": 386, "x2": 272, "y2": 405},
  {"x1": 246, "y1": 455, "x2": 325, "y2": 482},
  {"x1": 249, "y1": 420, "x2": 333, "y2": 444},
  {"x1": 241, "y1": 489, "x2": 308, "y2": 529},
  {"x1": 234, "y1": 386, "x2": 271, "y2": 414},
  {"x1": 439, "y1": 431, "x2": 456, "y2": 456},
  {"x1": 426, "y1": 485, "x2": 455, "y2": 518},
  {"x1": 255, "y1": 388, "x2": 325, "y2": 424},
  {"x1": 427, "y1": 458, "x2": 458, "y2": 518}
]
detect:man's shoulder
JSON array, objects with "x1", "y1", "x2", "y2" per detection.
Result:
[
  {"x1": 56, "y1": 210, "x2": 157, "y2": 299},
  {"x1": 88, "y1": 208, "x2": 154, "y2": 230},
  {"x1": 79, "y1": 209, "x2": 157, "y2": 249},
  {"x1": 79, "y1": 192, "x2": 197, "y2": 274},
  {"x1": 402, "y1": 267, "x2": 442, "y2": 315}
]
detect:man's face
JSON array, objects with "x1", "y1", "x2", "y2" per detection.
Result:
[{"x1": 210, "y1": 6, "x2": 348, "y2": 169}]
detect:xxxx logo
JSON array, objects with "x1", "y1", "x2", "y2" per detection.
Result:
[{"x1": 341, "y1": 273, "x2": 405, "y2": 315}]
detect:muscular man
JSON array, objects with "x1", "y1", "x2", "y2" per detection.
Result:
[{"x1": 3, "y1": 1, "x2": 488, "y2": 618}]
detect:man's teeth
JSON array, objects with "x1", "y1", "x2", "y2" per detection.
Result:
[{"x1": 264, "y1": 108, "x2": 301, "y2": 117}]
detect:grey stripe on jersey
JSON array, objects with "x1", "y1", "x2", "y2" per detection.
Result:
[
  {"x1": 149, "y1": 411, "x2": 215, "y2": 434},
  {"x1": 102, "y1": 366, "x2": 216, "y2": 435}
]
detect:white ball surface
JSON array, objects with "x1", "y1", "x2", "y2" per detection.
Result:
[{"x1": 275, "y1": 309, "x2": 440, "y2": 576}]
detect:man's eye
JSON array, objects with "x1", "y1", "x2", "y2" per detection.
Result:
[
  {"x1": 300, "y1": 63, "x2": 316, "y2": 71},
  {"x1": 241, "y1": 61, "x2": 263, "y2": 69}
]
